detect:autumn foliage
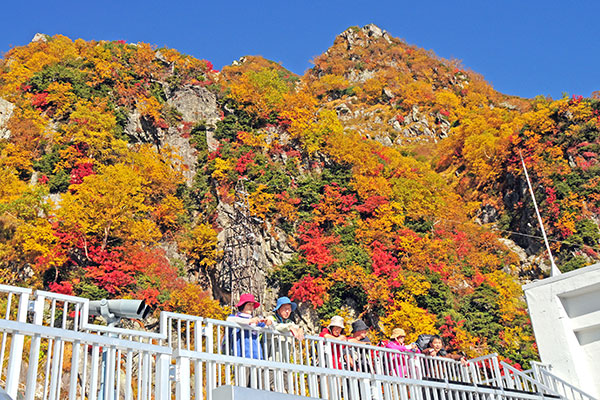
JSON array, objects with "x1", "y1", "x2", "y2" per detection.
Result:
[{"x1": 1, "y1": 27, "x2": 598, "y2": 369}]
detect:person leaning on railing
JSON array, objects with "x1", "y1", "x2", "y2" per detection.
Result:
[
  {"x1": 225, "y1": 293, "x2": 272, "y2": 359},
  {"x1": 267, "y1": 296, "x2": 304, "y2": 342},
  {"x1": 265, "y1": 296, "x2": 304, "y2": 363},
  {"x1": 422, "y1": 335, "x2": 468, "y2": 367},
  {"x1": 347, "y1": 320, "x2": 373, "y2": 373},
  {"x1": 383, "y1": 328, "x2": 420, "y2": 377},
  {"x1": 265, "y1": 296, "x2": 304, "y2": 393},
  {"x1": 319, "y1": 315, "x2": 348, "y2": 369}
]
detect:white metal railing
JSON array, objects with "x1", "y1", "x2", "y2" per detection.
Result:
[
  {"x1": 500, "y1": 361, "x2": 559, "y2": 396},
  {"x1": 529, "y1": 362, "x2": 597, "y2": 400},
  {"x1": 0, "y1": 284, "x2": 589, "y2": 400}
]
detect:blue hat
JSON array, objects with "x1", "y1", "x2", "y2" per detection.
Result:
[{"x1": 273, "y1": 296, "x2": 297, "y2": 312}]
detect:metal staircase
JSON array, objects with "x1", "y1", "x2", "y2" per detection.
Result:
[{"x1": 0, "y1": 284, "x2": 596, "y2": 400}]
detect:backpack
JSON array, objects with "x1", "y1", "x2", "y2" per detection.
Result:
[{"x1": 415, "y1": 334, "x2": 434, "y2": 351}]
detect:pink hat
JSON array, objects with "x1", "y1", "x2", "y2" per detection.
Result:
[{"x1": 235, "y1": 293, "x2": 260, "y2": 309}]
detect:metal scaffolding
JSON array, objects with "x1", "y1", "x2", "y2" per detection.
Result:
[{"x1": 218, "y1": 179, "x2": 264, "y2": 307}]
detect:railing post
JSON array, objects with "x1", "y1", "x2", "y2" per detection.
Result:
[
  {"x1": 155, "y1": 353, "x2": 171, "y2": 400},
  {"x1": 490, "y1": 355, "x2": 503, "y2": 388},
  {"x1": 205, "y1": 321, "x2": 216, "y2": 400},
  {"x1": 69, "y1": 340, "x2": 82, "y2": 400},
  {"x1": 25, "y1": 293, "x2": 45, "y2": 400},
  {"x1": 6, "y1": 291, "x2": 30, "y2": 399},
  {"x1": 194, "y1": 324, "x2": 204, "y2": 400},
  {"x1": 175, "y1": 350, "x2": 191, "y2": 400}
]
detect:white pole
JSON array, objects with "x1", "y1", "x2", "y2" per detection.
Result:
[{"x1": 520, "y1": 151, "x2": 561, "y2": 276}]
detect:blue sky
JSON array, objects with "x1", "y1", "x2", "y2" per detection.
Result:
[{"x1": 1, "y1": 0, "x2": 598, "y2": 100}]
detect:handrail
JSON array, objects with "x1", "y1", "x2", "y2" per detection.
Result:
[
  {"x1": 0, "y1": 283, "x2": 595, "y2": 400},
  {"x1": 500, "y1": 361, "x2": 562, "y2": 397},
  {"x1": 530, "y1": 362, "x2": 598, "y2": 400}
]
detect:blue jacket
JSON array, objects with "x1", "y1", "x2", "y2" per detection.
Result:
[{"x1": 225, "y1": 312, "x2": 266, "y2": 359}]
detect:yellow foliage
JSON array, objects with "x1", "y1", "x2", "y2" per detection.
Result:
[
  {"x1": 153, "y1": 194, "x2": 185, "y2": 232},
  {"x1": 13, "y1": 219, "x2": 56, "y2": 263},
  {"x1": 362, "y1": 77, "x2": 386, "y2": 103},
  {"x1": 452, "y1": 325, "x2": 487, "y2": 358},
  {"x1": 63, "y1": 99, "x2": 127, "y2": 160},
  {"x1": 179, "y1": 223, "x2": 219, "y2": 270},
  {"x1": 248, "y1": 184, "x2": 275, "y2": 221},
  {"x1": 237, "y1": 130, "x2": 267, "y2": 148},
  {"x1": 228, "y1": 68, "x2": 291, "y2": 117},
  {"x1": 46, "y1": 81, "x2": 77, "y2": 119},
  {"x1": 211, "y1": 158, "x2": 231, "y2": 182},
  {"x1": 127, "y1": 144, "x2": 185, "y2": 201},
  {"x1": 137, "y1": 96, "x2": 163, "y2": 122},
  {"x1": 167, "y1": 283, "x2": 229, "y2": 319},
  {"x1": 0, "y1": 168, "x2": 27, "y2": 203},
  {"x1": 485, "y1": 270, "x2": 526, "y2": 322},
  {"x1": 280, "y1": 89, "x2": 318, "y2": 139},
  {"x1": 378, "y1": 301, "x2": 438, "y2": 344},
  {"x1": 311, "y1": 74, "x2": 351, "y2": 98},
  {"x1": 394, "y1": 273, "x2": 431, "y2": 303},
  {"x1": 57, "y1": 163, "x2": 159, "y2": 248},
  {"x1": 0, "y1": 144, "x2": 33, "y2": 174},
  {"x1": 298, "y1": 109, "x2": 343, "y2": 154}
]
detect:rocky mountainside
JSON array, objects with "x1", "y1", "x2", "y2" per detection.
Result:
[{"x1": 1, "y1": 26, "x2": 600, "y2": 368}]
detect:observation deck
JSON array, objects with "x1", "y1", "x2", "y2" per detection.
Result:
[{"x1": 0, "y1": 284, "x2": 595, "y2": 400}]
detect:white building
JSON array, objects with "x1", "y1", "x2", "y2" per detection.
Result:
[{"x1": 523, "y1": 263, "x2": 600, "y2": 398}]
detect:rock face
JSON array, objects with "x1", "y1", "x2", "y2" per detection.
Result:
[
  {"x1": 166, "y1": 86, "x2": 220, "y2": 124},
  {"x1": 124, "y1": 85, "x2": 221, "y2": 184},
  {"x1": 0, "y1": 97, "x2": 15, "y2": 139}
]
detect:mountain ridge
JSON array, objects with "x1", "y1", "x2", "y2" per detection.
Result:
[{"x1": 1, "y1": 25, "x2": 599, "y2": 369}]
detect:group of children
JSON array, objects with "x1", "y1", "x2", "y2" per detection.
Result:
[{"x1": 225, "y1": 293, "x2": 467, "y2": 368}]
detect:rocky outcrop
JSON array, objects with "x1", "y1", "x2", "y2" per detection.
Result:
[
  {"x1": 31, "y1": 33, "x2": 48, "y2": 43},
  {"x1": 391, "y1": 106, "x2": 450, "y2": 144},
  {"x1": 166, "y1": 86, "x2": 220, "y2": 125},
  {"x1": 0, "y1": 97, "x2": 15, "y2": 139},
  {"x1": 337, "y1": 24, "x2": 392, "y2": 51},
  {"x1": 124, "y1": 85, "x2": 221, "y2": 184}
]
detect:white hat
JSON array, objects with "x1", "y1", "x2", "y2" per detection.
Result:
[{"x1": 328, "y1": 315, "x2": 345, "y2": 329}]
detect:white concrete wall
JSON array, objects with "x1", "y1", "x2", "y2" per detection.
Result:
[{"x1": 523, "y1": 263, "x2": 600, "y2": 398}]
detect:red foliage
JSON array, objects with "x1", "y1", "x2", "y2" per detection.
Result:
[
  {"x1": 355, "y1": 195, "x2": 388, "y2": 215},
  {"x1": 371, "y1": 241, "x2": 400, "y2": 287},
  {"x1": 289, "y1": 275, "x2": 328, "y2": 307},
  {"x1": 286, "y1": 149, "x2": 301, "y2": 158},
  {"x1": 39, "y1": 175, "x2": 49, "y2": 184},
  {"x1": 570, "y1": 95, "x2": 583, "y2": 104},
  {"x1": 298, "y1": 223, "x2": 339, "y2": 271},
  {"x1": 438, "y1": 315, "x2": 465, "y2": 351},
  {"x1": 275, "y1": 191, "x2": 301, "y2": 205},
  {"x1": 85, "y1": 246, "x2": 142, "y2": 295},
  {"x1": 234, "y1": 151, "x2": 255, "y2": 174},
  {"x1": 127, "y1": 246, "x2": 183, "y2": 293},
  {"x1": 31, "y1": 92, "x2": 49, "y2": 109},
  {"x1": 48, "y1": 281, "x2": 74, "y2": 296},
  {"x1": 138, "y1": 287, "x2": 160, "y2": 307},
  {"x1": 70, "y1": 162, "x2": 95, "y2": 185},
  {"x1": 472, "y1": 271, "x2": 485, "y2": 286}
]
